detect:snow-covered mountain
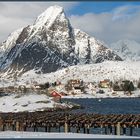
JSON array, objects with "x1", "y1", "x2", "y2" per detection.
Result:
[
  {"x1": 0, "y1": 5, "x2": 122, "y2": 76},
  {"x1": 110, "y1": 39, "x2": 140, "y2": 61}
]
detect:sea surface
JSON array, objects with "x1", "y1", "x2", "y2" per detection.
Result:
[{"x1": 62, "y1": 98, "x2": 140, "y2": 114}]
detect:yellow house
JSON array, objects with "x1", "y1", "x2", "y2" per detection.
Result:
[{"x1": 99, "y1": 80, "x2": 110, "y2": 88}]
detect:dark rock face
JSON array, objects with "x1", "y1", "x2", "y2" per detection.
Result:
[
  {"x1": 1, "y1": 42, "x2": 69, "y2": 74},
  {"x1": 0, "y1": 6, "x2": 122, "y2": 76}
]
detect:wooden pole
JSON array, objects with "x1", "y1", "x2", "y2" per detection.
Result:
[
  {"x1": 48, "y1": 124, "x2": 51, "y2": 132},
  {"x1": 114, "y1": 125, "x2": 117, "y2": 135},
  {"x1": 0, "y1": 117, "x2": 3, "y2": 131},
  {"x1": 117, "y1": 122, "x2": 121, "y2": 136},
  {"x1": 83, "y1": 125, "x2": 86, "y2": 133},
  {"x1": 16, "y1": 121, "x2": 20, "y2": 131},
  {"x1": 64, "y1": 115, "x2": 68, "y2": 133},
  {"x1": 1, "y1": 121, "x2": 6, "y2": 131},
  {"x1": 130, "y1": 126, "x2": 133, "y2": 136},
  {"x1": 104, "y1": 125, "x2": 108, "y2": 135},
  {"x1": 76, "y1": 126, "x2": 80, "y2": 133},
  {"x1": 100, "y1": 124, "x2": 103, "y2": 134},
  {"x1": 64, "y1": 122, "x2": 68, "y2": 133},
  {"x1": 109, "y1": 125, "x2": 113, "y2": 135},
  {"x1": 45, "y1": 125, "x2": 48, "y2": 132},
  {"x1": 122, "y1": 124, "x2": 126, "y2": 135},
  {"x1": 87, "y1": 124, "x2": 90, "y2": 134},
  {"x1": 12, "y1": 121, "x2": 16, "y2": 131},
  {"x1": 136, "y1": 124, "x2": 139, "y2": 128},
  {"x1": 23, "y1": 123, "x2": 27, "y2": 131},
  {"x1": 68, "y1": 125, "x2": 71, "y2": 132},
  {"x1": 19, "y1": 122, "x2": 23, "y2": 131},
  {"x1": 58, "y1": 125, "x2": 61, "y2": 132}
]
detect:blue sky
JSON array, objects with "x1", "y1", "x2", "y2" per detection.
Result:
[
  {"x1": 68, "y1": 2, "x2": 140, "y2": 44},
  {"x1": 0, "y1": 2, "x2": 140, "y2": 44},
  {"x1": 68, "y1": 2, "x2": 140, "y2": 15}
]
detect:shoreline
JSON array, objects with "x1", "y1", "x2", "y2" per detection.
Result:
[{"x1": 62, "y1": 95, "x2": 140, "y2": 99}]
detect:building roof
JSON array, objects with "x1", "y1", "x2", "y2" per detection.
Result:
[{"x1": 51, "y1": 90, "x2": 62, "y2": 97}]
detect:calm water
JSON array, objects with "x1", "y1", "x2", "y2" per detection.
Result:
[{"x1": 63, "y1": 98, "x2": 140, "y2": 114}]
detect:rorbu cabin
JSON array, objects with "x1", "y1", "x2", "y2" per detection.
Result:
[{"x1": 51, "y1": 90, "x2": 62, "y2": 103}]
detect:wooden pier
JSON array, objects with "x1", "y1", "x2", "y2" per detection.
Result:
[{"x1": 0, "y1": 112, "x2": 140, "y2": 136}]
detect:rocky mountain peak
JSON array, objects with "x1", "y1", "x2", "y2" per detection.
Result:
[
  {"x1": 31, "y1": 5, "x2": 75, "y2": 50},
  {"x1": 34, "y1": 5, "x2": 65, "y2": 28},
  {"x1": 0, "y1": 6, "x2": 122, "y2": 77}
]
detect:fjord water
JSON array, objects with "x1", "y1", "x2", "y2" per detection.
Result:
[{"x1": 63, "y1": 98, "x2": 140, "y2": 114}]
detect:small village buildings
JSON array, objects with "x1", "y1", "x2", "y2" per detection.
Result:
[
  {"x1": 72, "y1": 87, "x2": 82, "y2": 95},
  {"x1": 68, "y1": 79, "x2": 83, "y2": 88},
  {"x1": 51, "y1": 90, "x2": 62, "y2": 97},
  {"x1": 99, "y1": 79, "x2": 110, "y2": 88},
  {"x1": 87, "y1": 82, "x2": 97, "y2": 90},
  {"x1": 66, "y1": 79, "x2": 84, "y2": 95},
  {"x1": 33, "y1": 85, "x2": 41, "y2": 90}
]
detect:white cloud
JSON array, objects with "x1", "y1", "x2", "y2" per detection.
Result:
[
  {"x1": 112, "y1": 5, "x2": 140, "y2": 21},
  {"x1": 69, "y1": 5, "x2": 140, "y2": 44},
  {"x1": 0, "y1": 3, "x2": 140, "y2": 45},
  {"x1": 0, "y1": 2, "x2": 78, "y2": 42}
]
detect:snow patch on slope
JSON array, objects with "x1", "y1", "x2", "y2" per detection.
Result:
[{"x1": 0, "y1": 28, "x2": 23, "y2": 59}]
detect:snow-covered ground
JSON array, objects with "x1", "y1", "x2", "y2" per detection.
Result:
[
  {"x1": 0, "y1": 61, "x2": 140, "y2": 87},
  {"x1": 0, "y1": 93, "x2": 70, "y2": 112},
  {"x1": 0, "y1": 131, "x2": 138, "y2": 138},
  {"x1": 61, "y1": 89, "x2": 140, "y2": 99}
]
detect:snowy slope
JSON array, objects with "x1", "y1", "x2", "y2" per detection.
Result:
[
  {"x1": 1, "y1": 61, "x2": 138, "y2": 86},
  {"x1": 74, "y1": 29, "x2": 121, "y2": 64},
  {"x1": 0, "y1": 5, "x2": 122, "y2": 76},
  {"x1": 110, "y1": 39, "x2": 140, "y2": 61},
  {"x1": 0, "y1": 28, "x2": 23, "y2": 64}
]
